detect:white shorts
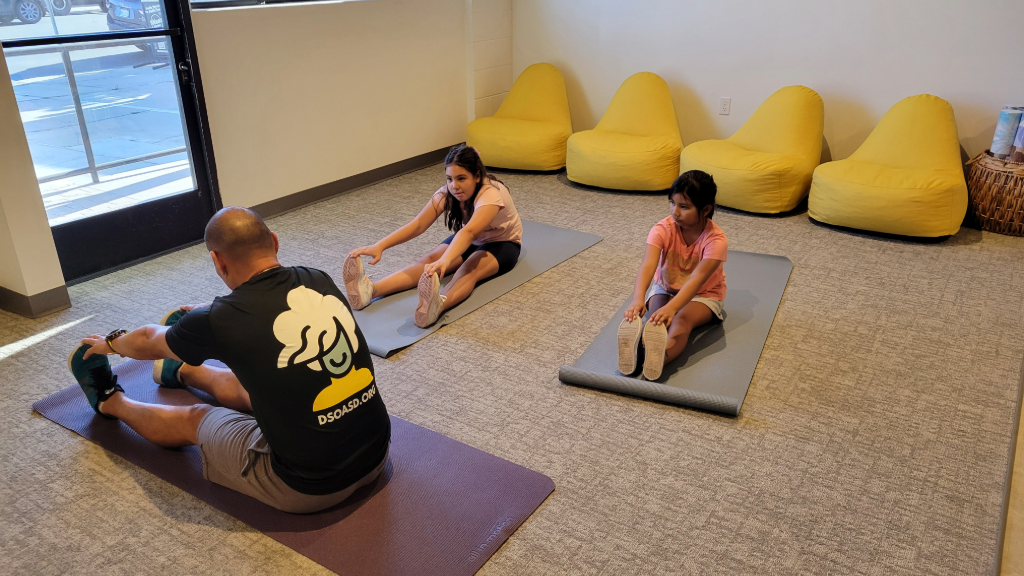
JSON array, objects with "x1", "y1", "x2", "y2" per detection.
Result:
[{"x1": 645, "y1": 283, "x2": 725, "y2": 320}]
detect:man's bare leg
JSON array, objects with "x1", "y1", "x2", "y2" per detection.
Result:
[
  {"x1": 179, "y1": 364, "x2": 252, "y2": 412},
  {"x1": 99, "y1": 393, "x2": 211, "y2": 448}
]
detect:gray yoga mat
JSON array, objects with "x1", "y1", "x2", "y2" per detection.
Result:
[
  {"x1": 33, "y1": 360, "x2": 555, "y2": 576},
  {"x1": 558, "y1": 251, "x2": 793, "y2": 416},
  {"x1": 354, "y1": 220, "x2": 602, "y2": 357}
]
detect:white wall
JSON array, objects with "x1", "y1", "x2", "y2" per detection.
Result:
[
  {"x1": 513, "y1": 0, "x2": 1024, "y2": 161},
  {"x1": 191, "y1": 0, "x2": 468, "y2": 208},
  {"x1": 0, "y1": 50, "x2": 66, "y2": 298},
  {"x1": 471, "y1": 0, "x2": 513, "y2": 119}
]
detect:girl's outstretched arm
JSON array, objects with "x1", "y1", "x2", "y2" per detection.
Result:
[
  {"x1": 648, "y1": 258, "x2": 722, "y2": 326},
  {"x1": 422, "y1": 203, "x2": 500, "y2": 278},
  {"x1": 625, "y1": 244, "x2": 662, "y2": 321},
  {"x1": 348, "y1": 196, "x2": 445, "y2": 264}
]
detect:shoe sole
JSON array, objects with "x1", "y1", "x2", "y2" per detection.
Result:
[
  {"x1": 642, "y1": 322, "x2": 668, "y2": 381},
  {"x1": 414, "y1": 273, "x2": 440, "y2": 328},
  {"x1": 153, "y1": 359, "x2": 170, "y2": 387},
  {"x1": 66, "y1": 345, "x2": 80, "y2": 375},
  {"x1": 159, "y1": 308, "x2": 181, "y2": 327},
  {"x1": 617, "y1": 318, "x2": 643, "y2": 375},
  {"x1": 343, "y1": 256, "x2": 369, "y2": 310}
]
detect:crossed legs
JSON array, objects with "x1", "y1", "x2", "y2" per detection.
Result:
[{"x1": 99, "y1": 363, "x2": 250, "y2": 448}]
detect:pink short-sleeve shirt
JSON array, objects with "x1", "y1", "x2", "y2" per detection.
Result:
[
  {"x1": 647, "y1": 217, "x2": 728, "y2": 301},
  {"x1": 432, "y1": 179, "x2": 523, "y2": 245}
]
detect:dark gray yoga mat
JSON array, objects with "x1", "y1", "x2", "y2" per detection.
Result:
[
  {"x1": 559, "y1": 251, "x2": 793, "y2": 416},
  {"x1": 33, "y1": 360, "x2": 554, "y2": 576},
  {"x1": 354, "y1": 220, "x2": 601, "y2": 357}
]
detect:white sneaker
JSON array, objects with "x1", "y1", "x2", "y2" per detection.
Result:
[
  {"x1": 414, "y1": 273, "x2": 446, "y2": 328},
  {"x1": 343, "y1": 255, "x2": 375, "y2": 310},
  {"x1": 642, "y1": 321, "x2": 668, "y2": 380},
  {"x1": 617, "y1": 318, "x2": 644, "y2": 375}
]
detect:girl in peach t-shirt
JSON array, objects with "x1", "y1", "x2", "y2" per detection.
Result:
[
  {"x1": 343, "y1": 145, "x2": 523, "y2": 328},
  {"x1": 618, "y1": 170, "x2": 728, "y2": 380}
]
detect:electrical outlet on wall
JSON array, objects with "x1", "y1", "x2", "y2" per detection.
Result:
[{"x1": 720, "y1": 97, "x2": 731, "y2": 115}]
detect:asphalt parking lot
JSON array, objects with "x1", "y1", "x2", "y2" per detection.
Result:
[{"x1": 3, "y1": 7, "x2": 193, "y2": 225}]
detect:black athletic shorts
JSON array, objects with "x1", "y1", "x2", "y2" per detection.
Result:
[{"x1": 441, "y1": 234, "x2": 521, "y2": 277}]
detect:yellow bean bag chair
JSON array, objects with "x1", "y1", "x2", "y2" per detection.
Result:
[
  {"x1": 679, "y1": 85, "x2": 824, "y2": 213},
  {"x1": 566, "y1": 72, "x2": 681, "y2": 191},
  {"x1": 809, "y1": 95, "x2": 967, "y2": 238},
  {"x1": 466, "y1": 63, "x2": 573, "y2": 171}
]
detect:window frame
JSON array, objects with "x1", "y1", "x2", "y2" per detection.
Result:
[{"x1": 190, "y1": 0, "x2": 371, "y2": 12}]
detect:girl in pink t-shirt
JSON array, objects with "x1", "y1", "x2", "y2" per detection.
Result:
[
  {"x1": 343, "y1": 145, "x2": 523, "y2": 328},
  {"x1": 618, "y1": 170, "x2": 728, "y2": 380}
]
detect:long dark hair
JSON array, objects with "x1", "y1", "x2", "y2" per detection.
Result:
[
  {"x1": 442, "y1": 145, "x2": 502, "y2": 232},
  {"x1": 670, "y1": 170, "x2": 717, "y2": 225}
]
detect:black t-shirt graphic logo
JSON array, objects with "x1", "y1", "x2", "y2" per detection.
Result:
[{"x1": 273, "y1": 286, "x2": 375, "y2": 413}]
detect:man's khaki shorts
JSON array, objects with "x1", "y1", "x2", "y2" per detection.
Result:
[{"x1": 196, "y1": 407, "x2": 386, "y2": 514}]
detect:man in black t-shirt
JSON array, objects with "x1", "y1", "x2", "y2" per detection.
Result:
[{"x1": 67, "y1": 207, "x2": 390, "y2": 513}]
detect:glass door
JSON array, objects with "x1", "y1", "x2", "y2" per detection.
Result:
[{"x1": 1, "y1": 0, "x2": 218, "y2": 281}]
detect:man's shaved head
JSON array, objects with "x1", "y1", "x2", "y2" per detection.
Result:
[{"x1": 204, "y1": 207, "x2": 276, "y2": 263}]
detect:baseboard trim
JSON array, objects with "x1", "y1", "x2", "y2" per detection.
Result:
[
  {"x1": 251, "y1": 146, "x2": 455, "y2": 219},
  {"x1": 0, "y1": 284, "x2": 71, "y2": 318}
]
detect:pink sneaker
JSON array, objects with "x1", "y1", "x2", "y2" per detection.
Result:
[
  {"x1": 343, "y1": 255, "x2": 374, "y2": 310},
  {"x1": 414, "y1": 273, "x2": 446, "y2": 328}
]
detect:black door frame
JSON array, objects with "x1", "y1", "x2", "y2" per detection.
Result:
[{"x1": 1, "y1": 0, "x2": 221, "y2": 283}]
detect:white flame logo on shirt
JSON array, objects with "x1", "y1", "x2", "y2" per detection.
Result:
[{"x1": 273, "y1": 286, "x2": 358, "y2": 376}]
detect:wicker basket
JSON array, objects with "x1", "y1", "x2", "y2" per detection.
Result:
[{"x1": 966, "y1": 151, "x2": 1024, "y2": 236}]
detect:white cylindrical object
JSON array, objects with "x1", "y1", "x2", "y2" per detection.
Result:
[
  {"x1": 1009, "y1": 117, "x2": 1024, "y2": 163},
  {"x1": 992, "y1": 108, "x2": 1023, "y2": 158}
]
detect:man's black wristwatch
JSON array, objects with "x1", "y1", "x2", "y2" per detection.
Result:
[{"x1": 105, "y1": 329, "x2": 128, "y2": 356}]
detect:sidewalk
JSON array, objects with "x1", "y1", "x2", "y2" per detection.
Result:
[{"x1": 3, "y1": 7, "x2": 194, "y2": 226}]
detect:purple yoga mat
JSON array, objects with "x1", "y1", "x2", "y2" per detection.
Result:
[{"x1": 33, "y1": 360, "x2": 554, "y2": 576}]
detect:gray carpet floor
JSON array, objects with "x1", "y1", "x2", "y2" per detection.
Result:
[{"x1": 1, "y1": 165, "x2": 1022, "y2": 575}]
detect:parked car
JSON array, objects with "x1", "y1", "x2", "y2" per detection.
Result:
[
  {"x1": 64, "y1": 0, "x2": 109, "y2": 15},
  {"x1": 105, "y1": 0, "x2": 163, "y2": 32},
  {"x1": 106, "y1": 0, "x2": 167, "y2": 53},
  {"x1": 0, "y1": 0, "x2": 48, "y2": 24},
  {"x1": 46, "y1": 0, "x2": 71, "y2": 15},
  {"x1": 0, "y1": 0, "x2": 96, "y2": 20},
  {"x1": 1, "y1": 0, "x2": 119, "y2": 25}
]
